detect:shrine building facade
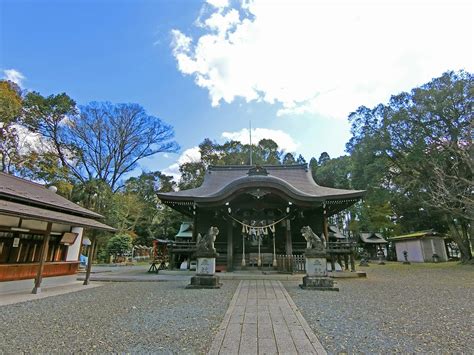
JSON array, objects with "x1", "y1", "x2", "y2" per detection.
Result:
[
  {"x1": 158, "y1": 164, "x2": 364, "y2": 271},
  {"x1": 0, "y1": 172, "x2": 114, "y2": 292}
]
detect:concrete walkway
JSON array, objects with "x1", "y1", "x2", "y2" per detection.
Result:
[
  {"x1": 0, "y1": 281, "x2": 102, "y2": 306},
  {"x1": 208, "y1": 280, "x2": 327, "y2": 355}
]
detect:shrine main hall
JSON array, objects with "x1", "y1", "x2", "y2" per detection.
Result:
[{"x1": 158, "y1": 164, "x2": 364, "y2": 271}]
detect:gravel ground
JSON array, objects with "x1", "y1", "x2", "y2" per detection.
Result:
[
  {"x1": 284, "y1": 262, "x2": 474, "y2": 354},
  {"x1": 0, "y1": 280, "x2": 238, "y2": 354}
]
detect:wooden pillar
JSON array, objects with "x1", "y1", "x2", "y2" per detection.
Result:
[
  {"x1": 350, "y1": 253, "x2": 356, "y2": 272},
  {"x1": 323, "y1": 214, "x2": 329, "y2": 243},
  {"x1": 83, "y1": 235, "x2": 96, "y2": 286},
  {"x1": 285, "y1": 220, "x2": 293, "y2": 255},
  {"x1": 192, "y1": 208, "x2": 198, "y2": 242},
  {"x1": 227, "y1": 220, "x2": 233, "y2": 272},
  {"x1": 32, "y1": 222, "x2": 52, "y2": 294},
  {"x1": 170, "y1": 253, "x2": 176, "y2": 270}
]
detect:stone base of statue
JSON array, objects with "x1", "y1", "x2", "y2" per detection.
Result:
[
  {"x1": 186, "y1": 251, "x2": 221, "y2": 289},
  {"x1": 300, "y1": 276, "x2": 339, "y2": 291},
  {"x1": 300, "y1": 249, "x2": 339, "y2": 291},
  {"x1": 187, "y1": 274, "x2": 221, "y2": 289}
]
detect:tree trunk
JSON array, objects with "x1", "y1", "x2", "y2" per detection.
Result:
[{"x1": 448, "y1": 221, "x2": 472, "y2": 263}]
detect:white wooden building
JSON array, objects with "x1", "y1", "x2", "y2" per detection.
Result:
[{"x1": 391, "y1": 230, "x2": 448, "y2": 262}]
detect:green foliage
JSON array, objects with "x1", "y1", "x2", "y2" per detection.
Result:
[
  {"x1": 123, "y1": 171, "x2": 181, "y2": 245},
  {"x1": 347, "y1": 70, "x2": 473, "y2": 261},
  {"x1": 179, "y1": 161, "x2": 206, "y2": 190},
  {"x1": 0, "y1": 80, "x2": 22, "y2": 125},
  {"x1": 177, "y1": 137, "x2": 298, "y2": 190},
  {"x1": 0, "y1": 80, "x2": 23, "y2": 173},
  {"x1": 312, "y1": 155, "x2": 352, "y2": 189},
  {"x1": 282, "y1": 152, "x2": 296, "y2": 165},
  {"x1": 106, "y1": 233, "x2": 132, "y2": 258},
  {"x1": 296, "y1": 154, "x2": 306, "y2": 164}
]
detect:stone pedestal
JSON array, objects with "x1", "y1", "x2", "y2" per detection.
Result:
[
  {"x1": 300, "y1": 249, "x2": 339, "y2": 291},
  {"x1": 187, "y1": 274, "x2": 221, "y2": 289},
  {"x1": 300, "y1": 276, "x2": 339, "y2": 291},
  {"x1": 306, "y1": 257, "x2": 328, "y2": 277},
  {"x1": 186, "y1": 252, "x2": 221, "y2": 289}
]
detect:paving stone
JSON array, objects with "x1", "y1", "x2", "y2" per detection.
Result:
[
  {"x1": 258, "y1": 337, "x2": 278, "y2": 355},
  {"x1": 244, "y1": 312, "x2": 258, "y2": 324},
  {"x1": 229, "y1": 313, "x2": 244, "y2": 324},
  {"x1": 208, "y1": 280, "x2": 327, "y2": 355},
  {"x1": 241, "y1": 323, "x2": 257, "y2": 337},
  {"x1": 239, "y1": 336, "x2": 257, "y2": 354},
  {"x1": 257, "y1": 323, "x2": 274, "y2": 339},
  {"x1": 274, "y1": 334, "x2": 298, "y2": 355}
]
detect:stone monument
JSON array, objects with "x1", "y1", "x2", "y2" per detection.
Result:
[
  {"x1": 359, "y1": 250, "x2": 369, "y2": 266},
  {"x1": 299, "y1": 226, "x2": 338, "y2": 291},
  {"x1": 402, "y1": 250, "x2": 411, "y2": 264},
  {"x1": 377, "y1": 248, "x2": 385, "y2": 265},
  {"x1": 187, "y1": 226, "x2": 221, "y2": 289}
]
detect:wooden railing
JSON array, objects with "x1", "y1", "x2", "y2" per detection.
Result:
[
  {"x1": 276, "y1": 254, "x2": 305, "y2": 273},
  {"x1": 327, "y1": 241, "x2": 357, "y2": 253},
  {"x1": 169, "y1": 241, "x2": 196, "y2": 252}
]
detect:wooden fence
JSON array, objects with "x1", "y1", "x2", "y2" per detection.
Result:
[{"x1": 276, "y1": 254, "x2": 306, "y2": 273}]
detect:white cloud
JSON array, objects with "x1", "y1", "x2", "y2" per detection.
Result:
[
  {"x1": 171, "y1": 0, "x2": 473, "y2": 119},
  {"x1": 162, "y1": 147, "x2": 201, "y2": 180},
  {"x1": 206, "y1": 0, "x2": 229, "y2": 9},
  {"x1": 222, "y1": 128, "x2": 299, "y2": 152},
  {"x1": 3, "y1": 69, "x2": 25, "y2": 87}
]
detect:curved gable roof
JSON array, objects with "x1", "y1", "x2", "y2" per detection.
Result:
[{"x1": 158, "y1": 164, "x2": 365, "y2": 203}]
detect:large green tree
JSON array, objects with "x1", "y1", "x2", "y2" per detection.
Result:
[
  {"x1": 177, "y1": 138, "x2": 288, "y2": 189},
  {"x1": 348, "y1": 70, "x2": 473, "y2": 262},
  {"x1": 0, "y1": 80, "x2": 23, "y2": 173},
  {"x1": 124, "y1": 171, "x2": 181, "y2": 245},
  {"x1": 23, "y1": 97, "x2": 180, "y2": 191}
]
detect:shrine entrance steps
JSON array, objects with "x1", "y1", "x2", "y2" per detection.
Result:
[{"x1": 208, "y1": 280, "x2": 327, "y2": 355}]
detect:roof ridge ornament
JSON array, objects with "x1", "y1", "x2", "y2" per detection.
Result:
[{"x1": 247, "y1": 165, "x2": 269, "y2": 176}]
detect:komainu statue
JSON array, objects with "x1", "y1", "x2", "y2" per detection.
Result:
[
  {"x1": 196, "y1": 226, "x2": 219, "y2": 254},
  {"x1": 301, "y1": 226, "x2": 326, "y2": 251}
]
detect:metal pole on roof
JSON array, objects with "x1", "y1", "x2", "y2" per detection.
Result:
[{"x1": 249, "y1": 121, "x2": 253, "y2": 166}]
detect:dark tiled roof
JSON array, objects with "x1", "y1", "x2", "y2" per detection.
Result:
[
  {"x1": 360, "y1": 232, "x2": 388, "y2": 244},
  {"x1": 158, "y1": 164, "x2": 365, "y2": 202},
  {"x1": 0, "y1": 200, "x2": 116, "y2": 232},
  {"x1": 0, "y1": 172, "x2": 102, "y2": 218}
]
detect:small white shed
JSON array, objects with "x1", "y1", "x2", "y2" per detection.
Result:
[{"x1": 391, "y1": 230, "x2": 448, "y2": 262}]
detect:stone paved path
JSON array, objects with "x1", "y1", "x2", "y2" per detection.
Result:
[{"x1": 208, "y1": 280, "x2": 327, "y2": 355}]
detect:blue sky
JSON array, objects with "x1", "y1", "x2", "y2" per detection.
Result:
[{"x1": 2, "y1": 0, "x2": 473, "y2": 178}]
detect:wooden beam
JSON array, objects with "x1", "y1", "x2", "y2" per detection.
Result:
[
  {"x1": 192, "y1": 209, "x2": 198, "y2": 242},
  {"x1": 323, "y1": 210, "x2": 329, "y2": 243},
  {"x1": 32, "y1": 222, "x2": 52, "y2": 294},
  {"x1": 285, "y1": 220, "x2": 293, "y2": 255}
]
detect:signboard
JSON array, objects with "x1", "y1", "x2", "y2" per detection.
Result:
[
  {"x1": 12, "y1": 237, "x2": 20, "y2": 247},
  {"x1": 60, "y1": 232, "x2": 79, "y2": 245}
]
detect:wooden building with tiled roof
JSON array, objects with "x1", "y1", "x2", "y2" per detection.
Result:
[
  {"x1": 158, "y1": 164, "x2": 365, "y2": 271},
  {"x1": 0, "y1": 172, "x2": 114, "y2": 293}
]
